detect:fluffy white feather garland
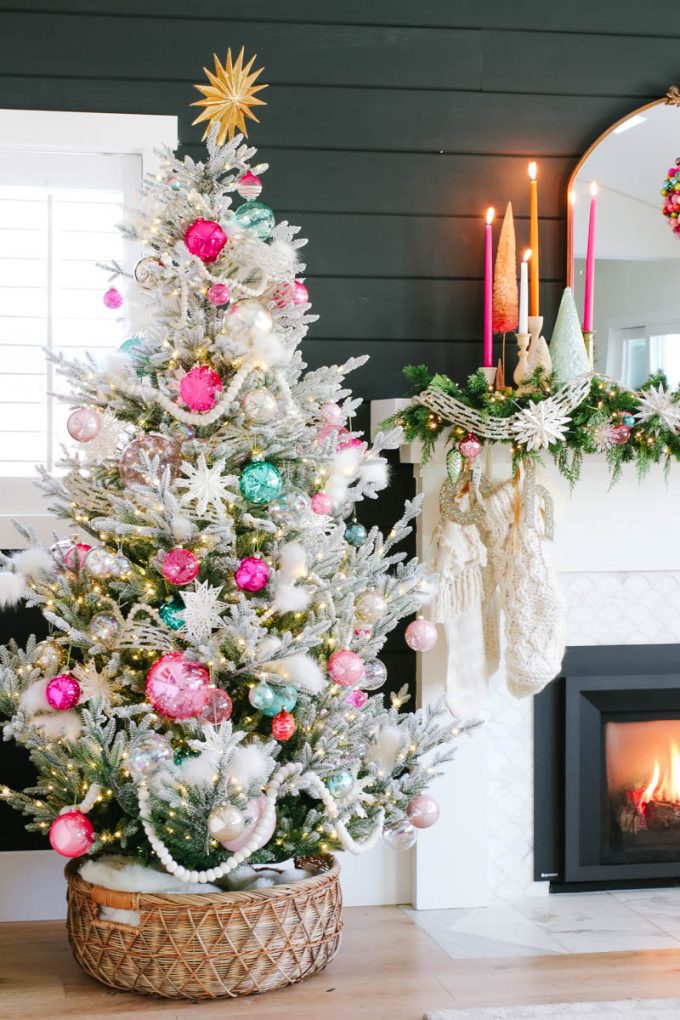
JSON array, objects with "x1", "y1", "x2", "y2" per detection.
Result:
[
  {"x1": 359, "y1": 457, "x2": 389, "y2": 490},
  {"x1": 11, "y1": 547, "x2": 54, "y2": 580},
  {"x1": 266, "y1": 653, "x2": 325, "y2": 694},
  {"x1": 0, "y1": 571, "x2": 26, "y2": 608},
  {"x1": 19, "y1": 679, "x2": 50, "y2": 716},
  {"x1": 272, "y1": 542, "x2": 311, "y2": 613},
  {"x1": 325, "y1": 447, "x2": 363, "y2": 508},
  {"x1": 230, "y1": 744, "x2": 276, "y2": 789},
  {"x1": 32, "y1": 711, "x2": 82, "y2": 741},
  {"x1": 367, "y1": 724, "x2": 404, "y2": 775}
]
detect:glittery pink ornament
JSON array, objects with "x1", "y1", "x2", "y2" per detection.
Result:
[
  {"x1": 609, "y1": 424, "x2": 631, "y2": 445},
  {"x1": 146, "y1": 651, "x2": 210, "y2": 719},
  {"x1": 320, "y1": 403, "x2": 343, "y2": 425},
  {"x1": 272, "y1": 282, "x2": 294, "y2": 308},
  {"x1": 311, "y1": 492, "x2": 332, "y2": 515},
  {"x1": 45, "y1": 673, "x2": 81, "y2": 711},
  {"x1": 293, "y1": 280, "x2": 309, "y2": 305},
  {"x1": 406, "y1": 794, "x2": 440, "y2": 829},
  {"x1": 272, "y1": 709, "x2": 296, "y2": 741},
  {"x1": 459, "y1": 432, "x2": 482, "y2": 462},
  {"x1": 103, "y1": 287, "x2": 123, "y2": 309},
  {"x1": 236, "y1": 171, "x2": 263, "y2": 200},
  {"x1": 49, "y1": 811, "x2": 94, "y2": 857},
  {"x1": 161, "y1": 547, "x2": 199, "y2": 586},
  {"x1": 67, "y1": 407, "x2": 101, "y2": 443},
  {"x1": 222, "y1": 795, "x2": 275, "y2": 852},
  {"x1": 207, "y1": 283, "x2": 231, "y2": 306},
  {"x1": 338, "y1": 434, "x2": 365, "y2": 451},
  {"x1": 64, "y1": 543, "x2": 91, "y2": 573},
  {"x1": 234, "y1": 556, "x2": 270, "y2": 592},
  {"x1": 347, "y1": 689, "x2": 367, "y2": 709},
  {"x1": 404, "y1": 618, "x2": 438, "y2": 652},
  {"x1": 328, "y1": 649, "x2": 365, "y2": 686},
  {"x1": 198, "y1": 687, "x2": 233, "y2": 724},
  {"x1": 184, "y1": 218, "x2": 227, "y2": 263},
  {"x1": 179, "y1": 365, "x2": 223, "y2": 411}
]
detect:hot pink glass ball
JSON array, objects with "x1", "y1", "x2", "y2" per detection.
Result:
[
  {"x1": 179, "y1": 365, "x2": 223, "y2": 412},
  {"x1": 311, "y1": 492, "x2": 332, "y2": 515},
  {"x1": 234, "y1": 556, "x2": 270, "y2": 592},
  {"x1": 198, "y1": 687, "x2": 233, "y2": 724},
  {"x1": 162, "y1": 547, "x2": 199, "y2": 586},
  {"x1": 103, "y1": 287, "x2": 123, "y2": 309},
  {"x1": 49, "y1": 810, "x2": 94, "y2": 857},
  {"x1": 64, "y1": 543, "x2": 91, "y2": 572},
  {"x1": 404, "y1": 619, "x2": 438, "y2": 652},
  {"x1": 293, "y1": 280, "x2": 309, "y2": 305},
  {"x1": 236, "y1": 171, "x2": 263, "y2": 200},
  {"x1": 272, "y1": 709, "x2": 296, "y2": 741},
  {"x1": 67, "y1": 407, "x2": 101, "y2": 443},
  {"x1": 320, "y1": 403, "x2": 343, "y2": 425},
  {"x1": 222, "y1": 795, "x2": 275, "y2": 852},
  {"x1": 184, "y1": 218, "x2": 227, "y2": 263},
  {"x1": 346, "y1": 689, "x2": 367, "y2": 709},
  {"x1": 328, "y1": 649, "x2": 365, "y2": 686},
  {"x1": 338, "y1": 434, "x2": 364, "y2": 451},
  {"x1": 207, "y1": 283, "x2": 231, "y2": 306},
  {"x1": 459, "y1": 432, "x2": 482, "y2": 462},
  {"x1": 146, "y1": 651, "x2": 210, "y2": 720},
  {"x1": 45, "y1": 674, "x2": 81, "y2": 711},
  {"x1": 406, "y1": 794, "x2": 440, "y2": 829}
]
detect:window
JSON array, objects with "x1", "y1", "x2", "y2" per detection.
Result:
[
  {"x1": 607, "y1": 322, "x2": 680, "y2": 390},
  {"x1": 0, "y1": 111, "x2": 177, "y2": 546}
]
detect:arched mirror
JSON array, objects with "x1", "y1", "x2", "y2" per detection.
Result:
[{"x1": 570, "y1": 91, "x2": 680, "y2": 387}]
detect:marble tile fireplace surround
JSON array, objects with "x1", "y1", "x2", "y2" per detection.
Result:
[{"x1": 372, "y1": 400, "x2": 680, "y2": 910}]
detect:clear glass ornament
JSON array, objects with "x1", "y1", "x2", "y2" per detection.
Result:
[
  {"x1": 355, "y1": 591, "x2": 387, "y2": 624},
  {"x1": 208, "y1": 803, "x2": 245, "y2": 845},
  {"x1": 383, "y1": 819, "x2": 417, "y2": 851},
  {"x1": 326, "y1": 771, "x2": 353, "y2": 798},
  {"x1": 268, "y1": 489, "x2": 309, "y2": 524},
  {"x1": 84, "y1": 548, "x2": 118, "y2": 579},
  {"x1": 88, "y1": 612, "x2": 120, "y2": 647},
  {"x1": 128, "y1": 733, "x2": 173, "y2": 780},
  {"x1": 241, "y1": 388, "x2": 277, "y2": 423},
  {"x1": 361, "y1": 659, "x2": 388, "y2": 691},
  {"x1": 226, "y1": 298, "x2": 273, "y2": 337}
]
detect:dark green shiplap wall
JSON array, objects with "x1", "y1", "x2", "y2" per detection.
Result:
[{"x1": 1, "y1": 0, "x2": 678, "y2": 849}]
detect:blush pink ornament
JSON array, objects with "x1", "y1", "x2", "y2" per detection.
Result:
[
  {"x1": 184, "y1": 218, "x2": 227, "y2": 263},
  {"x1": 207, "y1": 283, "x2": 231, "y2": 306},
  {"x1": 316, "y1": 424, "x2": 347, "y2": 444},
  {"x1": 45, "y1": 674, "x2": 81, "y2": 711},
  {"x1": 459, "y1": 432, "x2": 482, "y2": 463},
  {"x1": 404, "y1": 618, "x2": 438, "y2": 652},
  {"x1": 198, "y1": 687, "x2": 233, "y2": 724},
  {"x1": 609, "y1": 424, "x2": 631, "y2": 445},
  {"x1": 222, "y1": 795, "x2": 276, "y2": 852},
  {"x1": 103, "y1": 287, "x2": 123, "y2": 309},
  {"x1": 346, "y1": 689, "x2": 367, "y2": 709},
  {"x1": 236, "y1": 171, "x2": 263, "y2": 200},
  {"x1": 311, "y1": 492, "x2": 332, "y2": 515},
  {"x1": 179, "y1": 365, "x2": 223, "y2": 412},
  {"x1": 272, "y1": 282, "x2": 294, "y2": 308},
  {"x1": 67, "y1": 407, "x2": 101, "y2": 443},
  {"x1": 49, "y1": 810, "x2": 94, "y2": 858},
  {"x1": 146, "y1": 651, "x2": 210, "y2": 720},
  {"x1": 293, "y1": 280, "x2": 309, "y2": 305},
  {"x1": 161, "y1": 547, "x2": 199, "y2": 586},
  {"x1": 328, "y1": 649, "x2": 365, "y2": 686},
  {"x1": 406, "y1": 794, "x2": 440, "y2": 829},
  {"x1": 64, "y1": 543, "x2": 91, "y2": 573},
  {"x1": 234, "y1": 556, "x2": 270, "y2": 592},
  {"x1": 320, "y1": 403, "x2": 343, "y2": 426}
]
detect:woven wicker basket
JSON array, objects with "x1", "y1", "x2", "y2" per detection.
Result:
[{"x1": 65, "y1": 855, "x2": 343, "y2": 999}]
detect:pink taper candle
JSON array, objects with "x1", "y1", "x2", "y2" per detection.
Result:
[
  {"x1": 483, "y1": 206, "x2": 495, "y2": 367},
  {"x1": 583, "y1": 182, "x2": 597, "y2": 332}
]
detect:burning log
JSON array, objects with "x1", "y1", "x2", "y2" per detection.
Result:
[
  {"x1": 645, "y1": 800, "x2": 680, "y2": 830},
  {"x1": 618, "y1": 804, "x2": 644, "y2": 834}
]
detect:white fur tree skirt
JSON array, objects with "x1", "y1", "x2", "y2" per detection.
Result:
[{"x1": 425, "y1": 1000, "x2": 680, "y2": 1020}]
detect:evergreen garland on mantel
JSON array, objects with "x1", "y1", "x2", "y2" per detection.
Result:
[{"x1": 383, "y1": 366, "x2": 680, "y2": 485}]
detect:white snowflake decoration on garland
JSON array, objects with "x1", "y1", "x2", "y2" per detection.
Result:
[
  {"x1": 510, "y1": 399, "x2": 571, "y2": 451},
  {"x1": 635, "y1": 384, "x2": 680, "y2": 432},
  {"x1": 181, "y1": 581, "x2": 227, "y2": 643},
  {"x1": 176, "y1": 453, "x2": 239, "y2": 516}
]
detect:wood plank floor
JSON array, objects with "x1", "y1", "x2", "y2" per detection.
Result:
[{"x1": 3, "y1": 907, "x2": 680, "y2": 1019}]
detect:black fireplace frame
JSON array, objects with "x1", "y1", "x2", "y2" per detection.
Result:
[{"x1": 534, "y1": 644, "x2": 680, "y2": 891}]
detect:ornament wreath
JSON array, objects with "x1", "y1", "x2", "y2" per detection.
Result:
[{"x1": 384, "y1": 365, "x2": 680, "y2": 485}]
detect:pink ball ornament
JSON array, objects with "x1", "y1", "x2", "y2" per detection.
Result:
[
  {"x1": 311, "y1": 492, "x2": 332, "y2": 515},
  {"x1": 179, "y1": 366, "x2": 223, "y2": 412},
  {"x1": 64, "y1": 543, "x2": 91, "y2": 573},
  {"x1": 346, "y1": 689, "x2": 367, "y2": 709},
  {"x1": 198, "y1": 687, "x2": 233, "y2": 724},
  {"x1": 49, "y1": 811, "x2": 94, "y2": 858},
  {"x1": 459, "y1": 432, "x2": 482, "y2": 462},
  {"x1": 272, "y1": 709, "x2": 296, "y2": 741},
  {"x1": 146, "y1": 651, "x2": 211, "y2": 720},
  {"x1": 103, "y1": 287, "x2": 123, "y2": 309},
  {"x1": 609, "y1": 424, "x2": 631, "y2": 445},
  {"x1": 234, "y1": 556, "x2": 270, "y2": 592},
  {"x1": 45, "y1": 673, "x2": 81, "y2": 711},
  {"x1": 184, "y1": 218, "x2": 227, "y2": 263},
  {"x1": 328, "y1": 649, "x2": 365, "y2": 687},
  {"x1": 236, "y1": 171, "x2": 263, "y2": 200},
  {"x1": 406, "y1": 794, "x2": 440, "y2": 829},
  {"x1": 320, "y1": 403, "x2": 344, "y2": 426},
  {"x1": 207, "y1": 283, "x2": 231, "y2": 306},
  {"x1": 293, "y1": 280, "x2": 309, "y2": 305},
  {"x1": 405, "y1": 618, "x2": 438, "y2": 652},
  {"x1": 338, "y1": 434, "x2": 365, "y2": 451},
  {"x1": 67, "y1": 407, "x2": 101, "y2": 443},
  {"x1": 222, "y1": 795, "x2": 275, "y2": 852},
  {"x1": 316, "y1": 424, "x2": 347, "y2": 444},
  {"x1": 272, "y1": 282, "x2": 293, "y2": 308},
  {"x1": 162, "y1": 547, "x2": 199, "y2": 586}
]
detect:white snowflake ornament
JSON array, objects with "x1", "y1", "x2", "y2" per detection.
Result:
[
  {"x1": 635, "y1": 384, "x2": 680, "y2": 432},
  {"x1": 510, "y1": 399, "x2": 571, "y2": 451},
  {"x1": 181, "y1": 581, "x2": 227, "y2": 643},
  {"x1": 81, "y1": 410, "x2": 129, "y2": 463},
  {"x1": 177, "y1": 454, "x2": 238, "y2": 516}
]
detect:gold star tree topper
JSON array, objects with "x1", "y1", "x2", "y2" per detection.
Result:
[{"x1": 192, "y1": 48, "x2": 267, "y2": 144}]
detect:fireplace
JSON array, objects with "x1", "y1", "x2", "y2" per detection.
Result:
[{"x1": 534, "y1": 644, "x2": 680, "y2": 891}]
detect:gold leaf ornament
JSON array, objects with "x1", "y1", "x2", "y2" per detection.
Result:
[{"x1": 192, "y1": 48, "x2": 268, "y2": 144}]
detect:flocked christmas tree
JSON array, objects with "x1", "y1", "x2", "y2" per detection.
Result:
[{"x1": 0, "y1": 51, "x2": 458, "y2": 883}]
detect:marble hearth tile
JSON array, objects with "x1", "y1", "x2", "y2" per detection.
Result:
[
  {"x1": 549, "y1": 929, "x2": 680, "y2": 953},
  {"x1": 512, "y1": 891, "x2": 665, "y2": 936},
  {"x1": 611, "y1": 889, "x2": 680, "y2": 936},
  {"x1": 403, "y1": 906, "x2": 564, "y2": 958},
  {"x1": 415, "y1": 927, "x2": 564, "y2": 959}
]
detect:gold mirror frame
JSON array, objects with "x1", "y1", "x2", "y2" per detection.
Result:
[{"x1": 565, "y1": 86, "x2": 680, "y2": 287}]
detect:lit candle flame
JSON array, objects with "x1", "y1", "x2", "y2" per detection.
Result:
[
  {"x1": 528, "y1": 161, "x2": 537, "y2": 181},
  {"x1": 590, "y1": 181, "x2": 598, "y2": 197},
  {"x1": 523, "y1": 248, "x2": 532, "y2": 263},
  {"x1": 486, "y1": 206, "x2": 495, "y2": 224}
]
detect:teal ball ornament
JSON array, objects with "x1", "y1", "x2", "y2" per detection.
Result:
[
  {"x1": 234, "y1": 199, "x2": 275, "y2": 240},
  {"x1": 622, "y1": 413, "x2": 636, "y2": 427},
  {"x1": 159, "y1": 597, "x2": 185, "y2": 631},
  {"x1": 248, "y1": 681, "x2": 279, "y2": 715},
  {"x1": 240, "y1": 461, "x2": 283, "y2": 504},
  {"x1": 326, "y1": 771, "x2": 353, "y2": 798},
  {"x1": 119, "y1": 336, "x2": 147, "y2": 376},
  {"x1": 344, "y1": 522, "x2": 367, "y2": 547},
  {"x1": 277, "y1": 685, "x2": 298, "y2": 712}
]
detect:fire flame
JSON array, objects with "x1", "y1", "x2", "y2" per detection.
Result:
[{"x1": 635, "y1": 740, "x2": 680, "y2": 810}]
